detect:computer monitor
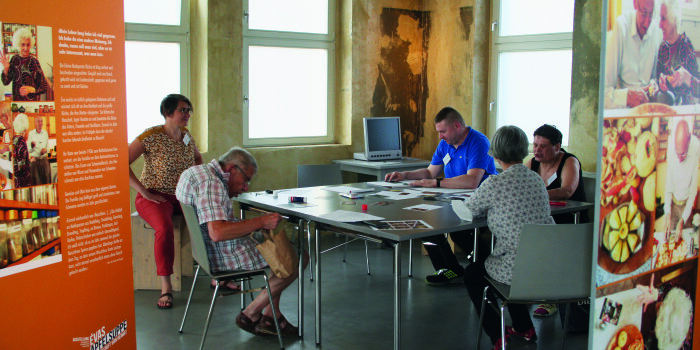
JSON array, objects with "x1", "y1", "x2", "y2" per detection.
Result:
[{"x1": 358, "y1": 116, "x2": 402, "y2": 161}]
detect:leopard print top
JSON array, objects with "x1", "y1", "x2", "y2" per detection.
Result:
[{"x1": 137, "y1": 125, "x2": 197, "y2": 194}]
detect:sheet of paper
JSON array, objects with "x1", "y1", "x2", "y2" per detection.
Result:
[
  {"x1": 413, "y1": 187, "x2": 474, "y2": 194},
  {"x1": 372, "y1": 189, "x2": 423, "y2": 200},
  {"x1": 370, "y1": 219, "x2": 434, "y2": 230},
  {"x1": 317, "y1": 210, "x2": 385, "y2": 222},
  {"x1": 403, "y1": 204, "x2": 442, "y2": 212},
  {"x1": 366, "y1": 181, "x2": 410, "y2": 188},
  {"x1": 324, "y1": 186, "x2": 375, "y2": 194}
]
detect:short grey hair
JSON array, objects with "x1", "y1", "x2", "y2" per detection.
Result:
[
  {"x1": 13, "y1": 27, "x2": 35, "y2": 51},
  {"x1": 218, "y1": 146, "x2": 258, "y2": 172},
  {"x1": 13, "y1": 113, "x2": 29, "y2": 134},
  {"x1": 489, "y1": 125, "x2": 529, "y2": 163},
  {"x1": 661, "y1": 0, "x2": 682, "y2": 26}
]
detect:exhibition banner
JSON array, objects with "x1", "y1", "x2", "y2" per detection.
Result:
[
  {"x1": 596, "y1": 0, "x2": 700, "y2": 349},
  {"x1": 0, "y1": 1, "x2": 135, "y2": 349}
]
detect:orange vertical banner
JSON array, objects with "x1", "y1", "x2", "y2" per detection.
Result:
[{"x1": 0, "y1": 1, "x2": 135, "y2": 349}]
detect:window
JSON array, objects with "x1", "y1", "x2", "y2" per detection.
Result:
[
  {"x1": 243, "y1": 0, "x2": 335, "y2": 146},
  {"x1": 124, "y1": 0, "x2": 189, "y2": 142},
  {"x1": 489, "y1": 0, "x2": 574, "y2": 145}
]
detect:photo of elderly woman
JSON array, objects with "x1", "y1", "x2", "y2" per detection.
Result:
[{"x1": 0, "y1": 23, "x2": 53, "y2": 101}]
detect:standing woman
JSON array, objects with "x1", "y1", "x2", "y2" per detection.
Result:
[
  {"x1": 11, "y1": 113, "x2": 31, "y2": 188},
  {"x1": 129, "y1": 94, "x2": 202, "y2": 309},
  {"x1": 0, "y1": 26, "x2": 49, "y2": 101}
]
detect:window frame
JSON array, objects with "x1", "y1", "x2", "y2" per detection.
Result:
[
  {"x1": 242, "y1": 0, "x2": 336, "y2": 147},
  {"x1": 124, "y1": 0, "x2": 190, "y2": 141},
  {"x1": 488, "y1": 0, "x2": 573, "y2": 146}
]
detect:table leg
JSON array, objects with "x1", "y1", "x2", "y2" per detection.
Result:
[
  {"x1": 298, "y1": 220, "x2": 304, "y2": 338},
  {"x1": 394, "y1": 241, "x2": 401, "y2": 350},
  {"x1": 315, "y1": 225, "x2": 322, "y2": 345},
  {"x1": 574, "y1": 212, "x2": 580, "y2": 224},
  {"x1": 472, "y1": 228, "x2": 479, "y2": 263},
  {"x1": 408, "y1": 239, "x2": 413, "y2": 277}
]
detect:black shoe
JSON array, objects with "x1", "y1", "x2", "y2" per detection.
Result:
[{"x1": 425, "y1": 269, "x2": 463, "y2": 285}]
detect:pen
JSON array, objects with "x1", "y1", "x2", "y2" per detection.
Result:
[{"x1": 549, "y1": 201, "x2": 566, "y2": 206}]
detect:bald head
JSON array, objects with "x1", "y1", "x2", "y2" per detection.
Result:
[{"x1": 675, "y1": 120, "x2": 690, "y2": 162}]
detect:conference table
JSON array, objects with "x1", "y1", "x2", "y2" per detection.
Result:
[{"x1": 235, "y1": 182, "x2": 592, "y2": 350}]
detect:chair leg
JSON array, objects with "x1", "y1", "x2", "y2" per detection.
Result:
[
  {"x1": 476, "y1": 286, "x2": 489, "y2": 350},
  {"x1": 179, "y1": 265, "x2": 200, "y2": 333},
  {"x1": 561, "y1": 302, "x2": 572, "y2": 350},
  {"x1": 500, "y1": 301, "x2": 507, "y2": 350},
  {"x1": 364, "y1": 240, "x2": 370, "y2": 275},
  {"x1": 199, "y1": 283, "x2": 220, "y2": 350},
  {"x1": 263, "y1": 273, "x2": 285, "y2": 349},
  {"x1": 240, "y1": 279, "x2": 245, "y2": 310}
]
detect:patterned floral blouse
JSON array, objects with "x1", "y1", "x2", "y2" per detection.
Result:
[
  {"x1": 12, "y1": 135, "x2": 31, "y2": 188},
  {"x1": 656, "y1": 33, "x2": 699, "y2": 104},
  {"x1": 137, "y1": 125, "x2": 198, "y2": 195},
  {"x1": 465, "y1": 163, "x2": 554, "y2": 284},
  {"x1": 1, "y1": 55, "x2": 49, "y2": 101}
]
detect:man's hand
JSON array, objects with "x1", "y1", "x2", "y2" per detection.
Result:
[
  {"x1": 259, "y1": 213, "x2": 282, "y2": 230},
  {"x1": 384, "y1": 171, "x2": 404, "y2": 182},
  {"x1": 627, "y1": 89, "x2": 649, "y2": 107}
]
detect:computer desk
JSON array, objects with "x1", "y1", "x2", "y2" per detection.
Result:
[
  {"x1": 332, "y1": 157, "x2": 431, "y2": 181},
  {"x1": 235, "y1": 183, "x2": 593, "y2": 350}
]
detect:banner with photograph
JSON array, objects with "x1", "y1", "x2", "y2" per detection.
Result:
[
  {"x1": 596, "y1": 0, "x2": 700, "y2": 349},
  {"x1": 0, "y1": 1, "x2": 135, "y2": 349}
]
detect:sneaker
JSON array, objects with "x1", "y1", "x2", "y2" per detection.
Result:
[
  {"x1": 425, "y1": 269, "x2": 463, "y2": 285},
  {"x1": 533, "y1": 303, "x2": 558, "y2": 317},
  {"x1": 506, "y1": 326, "x2": 537, "y2": 342}
]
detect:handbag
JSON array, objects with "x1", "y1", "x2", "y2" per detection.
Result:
[{"x1": 254, "y1": 229, "x2": 298, "y2": 278}]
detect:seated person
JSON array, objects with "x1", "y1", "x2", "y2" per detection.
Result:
[
  {"x1": 384, "y1": 107, "x2": 496, "y2": 285},
  {"x1": 526, "y1": 124, "x2": 588, "y2": 318},
  {"x1": 176, "y1": 146, "x2": 308, "y2": 337},
  {"x1": 656, "y1": 0, "x2": 700, "y2": 105},
  {"x1": 461, "y1": 125, "x2": 555, "y2": 349}
]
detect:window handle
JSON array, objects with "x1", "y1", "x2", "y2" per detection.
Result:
[
  {"x1": 489, "y1": 100, "x2": 496, "y2": 112},
  {"x1": 491, "y1": 21, "x2": 498, "y2": 32},
  {"x1": 244, "y1": 96, "x2": 249, "y2": 104}
]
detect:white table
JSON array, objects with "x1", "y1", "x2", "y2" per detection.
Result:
[{"x1": 332, "y1": 158, "x2": 430, "y2": 181}]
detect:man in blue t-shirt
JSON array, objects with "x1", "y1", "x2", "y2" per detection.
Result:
[{"x1": 385, "y1": 107, "x2": 497, "y2": 285}]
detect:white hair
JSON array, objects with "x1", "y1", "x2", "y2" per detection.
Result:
[
  {"x1": 12, "y1": 26, "x2": 35, "y2": 51},
  {"x1": 13, "y1": 113, "x2": 28, "y2": 134},
  {"x1": 661, "y1": 0, "x2": 683, "y2": 25}
]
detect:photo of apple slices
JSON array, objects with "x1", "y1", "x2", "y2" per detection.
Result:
[{"x1": 602, "y1": 201, "x2": 645, "y2": 263}]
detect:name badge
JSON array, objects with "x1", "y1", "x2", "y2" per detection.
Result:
[
  {"x1": 183, "y1": 133, "x2": 191, "y2": 146},
  {"x1": 443, "y1": 153, "x2": 451, "y2": 166},
  {"x1": 546, "y1": 172, "x2": 557, "y2": 186}
]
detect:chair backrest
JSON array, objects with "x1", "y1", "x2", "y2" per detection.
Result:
[
  {"x1": 509, "y1": 223, "x2": 593, "y2": 300},
  {"x1": 180, "y1": 203, "x2": 214, "y2": 275},
  {"x1": 297, "y1": 164, "x2": 342, "y2": 188}
]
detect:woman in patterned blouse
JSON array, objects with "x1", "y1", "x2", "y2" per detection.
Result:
[
  {"x1": 0, "y1": 26, "x2": 49, "y2": 101},
  {"x1": 656, "y1": 0, "x2": 700, "y2": 104},
  {"x1": 462, "y1": 126, "x2": 555, "y2": 349},
  {"x1": 128, "y1": 94, "x2": 203, "y2": 309},
  {"x1": 11, "y1": 113, "x2": 31, "y2": 188}
]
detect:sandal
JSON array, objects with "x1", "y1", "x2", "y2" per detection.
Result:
[
  {"x1": 256, "y1": 315, "x2": 300, "y2": 338},
  {"x1": 211, "y1": 280, "x2": 241, "y2": 292},
  {"x1": 157, "y1": 292, "x2": 173, "y2": 309}
]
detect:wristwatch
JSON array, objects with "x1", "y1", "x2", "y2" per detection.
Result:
[{"x1": 436, "y1": 178, "x2": 442, "y2": 188}]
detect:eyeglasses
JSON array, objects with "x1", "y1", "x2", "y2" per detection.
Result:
[
  {"x1": 176, "y1": 107, "x2": 193, "y2": 115},
  {"x1": 234, "y1": 164, "x2": 251, "y2": 185}
]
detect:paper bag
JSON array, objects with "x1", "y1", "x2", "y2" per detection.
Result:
[{"x1": 255, "y1": 229, "x2": 298, "y2": 278}]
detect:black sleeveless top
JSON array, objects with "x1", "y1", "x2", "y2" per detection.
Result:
[{"x1": 530, "y1": 150, "x2": 589, "y2": 223}]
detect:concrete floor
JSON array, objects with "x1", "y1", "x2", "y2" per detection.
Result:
[{"x1": 134, "y1": 235, "x2": 590, "y2": 349}]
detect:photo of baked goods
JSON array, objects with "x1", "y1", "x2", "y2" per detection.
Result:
[
  {"x1": 599, "y1": 113, "x2": 663, "y2": 274},
  {"x1": 605, "y1": 324, "x2": 643, "y2": 350}
]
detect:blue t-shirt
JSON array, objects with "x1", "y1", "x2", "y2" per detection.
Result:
[{"x1": 430, "y1": 127, "x2": 497, "y2": 182}]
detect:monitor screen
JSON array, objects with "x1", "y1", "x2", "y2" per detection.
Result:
[{"x1": 362, "y1": 117, "x2": 402, "y2": 160}]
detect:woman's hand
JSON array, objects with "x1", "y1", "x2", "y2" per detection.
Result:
[
  {"x1": 19, "y1": 86, "x2": 35, "y2": 96},
  {"x1": 671, "y1": 66, "x2": 693, "y2": 87},
  {"x1": 141, "y1": 190, "x2": 166, "y2": 203},
  {"x1": 0, "y1": 52, "x2": 8, "y2": 74}
]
